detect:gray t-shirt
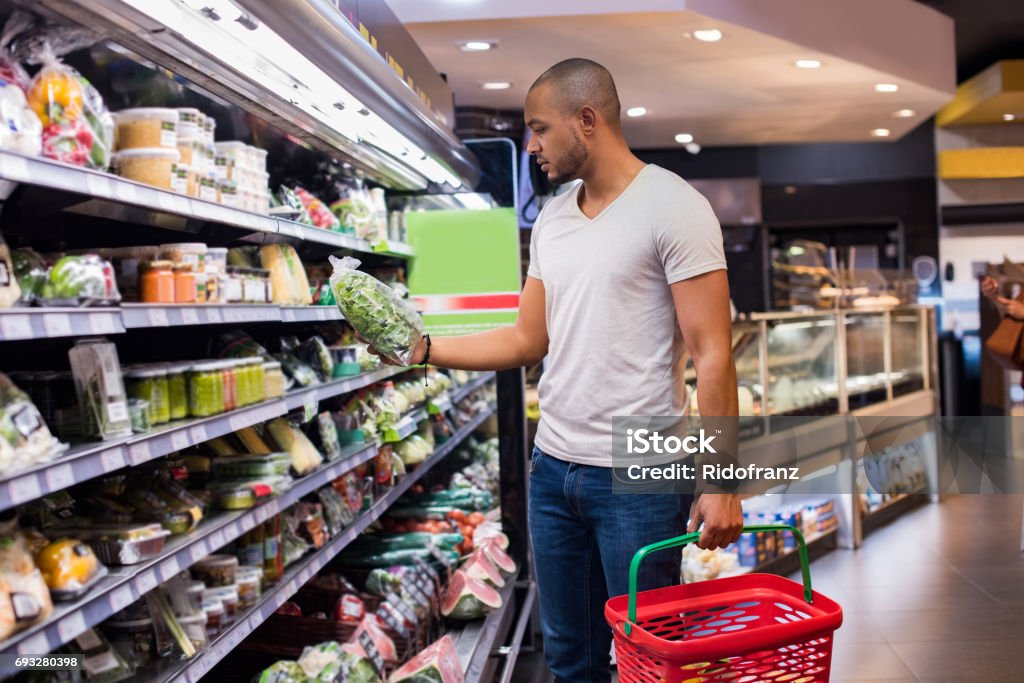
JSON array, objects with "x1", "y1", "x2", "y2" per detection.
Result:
[{"x1": 528, "y1": 164, "x2": 726, "y2": 466}]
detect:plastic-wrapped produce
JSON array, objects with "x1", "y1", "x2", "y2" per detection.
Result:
[
  {"x1": 331, "y1": 178, "x2": 381, "y2": 243},
  {"x1": 294, "y1": 186, "x2": 342, "y2": 231},
  {"x1": 26, "y1": 48, "x2": 113, "y2": 170},
  {"x1": 329, "y1": 257, "x2": 423, "y2": 366},
  {"x1": 40, "y1": 254, "x2": 121, "y2": 307},
  {"x1": 260, "y1": 244, "x2": 312, "y2": 305},
  {"x1": 68, "y1": 339, "x2": 132, "y2": 440},
  {"x1": 0, "y1": 373, "x2": 65, "y2": 476},
  {"x1": 298, "y1": 336, "x2": 334, "y2": 381},
  {"x1": 10, "y1": 248, "x2": 47, "y2": 304},
  {"x1": 0, "y1": 513, "x2": 54, "y2": 643},
  {"x1": 0, "y1": 230, "x2": 20, "y2": 308},
  {"x1": 0, "y1": 76, "x2": 42, "y2": 156}
]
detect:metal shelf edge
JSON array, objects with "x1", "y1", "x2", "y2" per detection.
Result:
[{"x1": 149, "y1": 404, "x2": 496, "y2": 683}]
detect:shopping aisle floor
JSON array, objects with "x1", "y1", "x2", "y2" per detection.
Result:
[{"x1": 511, "y1": 494, "x2": 1024, "y2": 683}]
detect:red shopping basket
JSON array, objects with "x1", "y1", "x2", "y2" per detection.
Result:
[{"x1": 606, "y1": 524, "x2": 843, "y2": 683}]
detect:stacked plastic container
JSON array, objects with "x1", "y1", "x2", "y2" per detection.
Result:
[{"x1": 214, "y1": 141, "x2": 270, "y2": 214}]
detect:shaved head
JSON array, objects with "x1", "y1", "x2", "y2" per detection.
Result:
[{"x1": 529, "y1": 58, "x2": 621, "y2": 127}]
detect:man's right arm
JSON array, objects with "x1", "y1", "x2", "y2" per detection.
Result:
[{"x1": 403, "y1": 276, "x2": 549, "y2": 371}]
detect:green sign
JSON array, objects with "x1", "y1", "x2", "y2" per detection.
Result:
[{"x1": 406, "y1": 208, "x2": 521, "y2": 336}]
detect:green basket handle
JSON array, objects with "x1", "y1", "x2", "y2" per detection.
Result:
[{"x1": 623, "y1": 524, "x2": 813, "y2": 637}]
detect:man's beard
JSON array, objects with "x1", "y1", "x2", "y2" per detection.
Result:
[{"x1": 548, "y1": 131, "x2": 588, "y2": 185}]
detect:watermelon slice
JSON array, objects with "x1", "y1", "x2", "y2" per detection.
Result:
[
  {"x1": 461, "y1": 549, "x2": 504, "y2": 587},
  {"x1": 347, "y1": 614, "x2": 398, "y2": 661},
  {"x1": 473, "y1": 523, "x2": 508, "y2": 550},
  {"x1": 441, "y1": 569, "x2": 502, "y2": 620},
  {"x1": 479, "y1": 538, "x2": 517, "y2": 576},
  {"x1": 387, "y1": 634, "x2": 464, "y2": 683}
]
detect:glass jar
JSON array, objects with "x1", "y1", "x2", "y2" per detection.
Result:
[
  {"x1": 125, "y1": 365, "x2": 170, "y2": 425},
  {"x1": 229, "y1": 359, "x2": 249, "y2": 408},
  {"x1": 188, "y1": 362, "x2": 224, "y2": 417},
  {"x1": 202, "y1": 587, "x2": 239, "y2": 625},
  {"x1": 160, "y1": 243, "x2": 206, "y2": 302},
  {"x1": 247, "y1": 358, "x2": 266, "y2": 404},
  {"x1": 263, "y1": 361, "x2": 285, "y2": 399},
  {"x1": 139, "y1": 260, "x2": 174, "y2": 303},
  {"x1": 221, "y1": 267, "x2": 244, "y2": 304},
  {"x1": 205, "y1": 248, "x2": 228, "y2": 304},
  {"x1": 173, "y1": 264, "x2": 197, "y2": 303},
  {"x1": 165, "y1": 363, "x2": 188, "y2": 420},
  {"x1": 241, "y1": 268, "x2": 262, "y2": 304},
  {"x1": 235, "y1": 567, "x2": 262, "y2": 608},
  {"x1": 218, "y1": 361, "x2": 236, "y2": 413}
]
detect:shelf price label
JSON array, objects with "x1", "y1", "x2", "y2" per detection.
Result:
[
  {"x1": 109, "y1": 585, "x2": 134, "y2": 613},
  {"x1": 9, "y1": 475, "x2": 42, "y2": 505},
  {"x1": 89, "y1": 312, "x2": 120, "y2": 335},
  {"x1": 181, "y1": 307, "x2": 201, "y2": 325},
  {"x1": 57, "y1": 611, "x2": 88, "y2": 642},
  {"x1": 42, "y1": 313, "x2": 72, "y2": 338},
  {"x1": 44, "y1": 464, "x2": 74, "y2": 492},
  {"x1": 100, "y1": 447, "x2": 126, "y2": 473},
  {"x1": 134, "y1": 570, "x2": 158, "y2": 595},
  {"x1": 170, "y1": 430, "x2": 189, "y2": 452},
  {"x1": 128, "y1": 442, "x2": 152, "y2": 466},
  {"x1": 0, "y1": 313, "x2": 33, "y2": 340},
  {"x1": 147, "y1": 307, "x2": 170, "y2": 327}
]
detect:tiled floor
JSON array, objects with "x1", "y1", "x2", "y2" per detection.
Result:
[{"x1": 511, "y1": 494, "x2": 1024, "y2": 682}]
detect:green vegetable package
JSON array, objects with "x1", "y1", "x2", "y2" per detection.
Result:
[{"x1": 328, "y1": 256, "x2": 423, "y2": 366}]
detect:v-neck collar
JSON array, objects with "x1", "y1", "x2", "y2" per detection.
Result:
[{"x1": 573, "y1": 164, "x2": 651, "y2": 222}]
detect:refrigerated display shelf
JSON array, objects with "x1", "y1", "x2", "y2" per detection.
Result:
[
  {"x1": 385, "y1": 408, "x2": 429, "y2": 443},
  {"x1": 0, "y1": 308, "x2": 124, "y2": 341},
  {"x1": 0, "y1": 305, "x2": 343, "y2": 341},
  {"x1": 862, "y1": 491, "x2": 928, "y2": 536},
  {"x1": 0, "y1": 367, "x2": 415, "y2": 513},
  {"x1": 452, "y1": 579, "x2": 520, "y2": 680},
  {"x1": 144, "y1": 404, "x2": 497, "y2": 683},
  {"x1": 0, "y1": 441, "x2": 380, "y2": 672},
  {"x1": 0, "y1": 152, "x2": 413, "y2": 260},
  {"x1": 451, "y1": 372, "x2": 498, "y2": 405},
  {"x1": 719, "y1": 528, "x2": 838, "y2": 580}
]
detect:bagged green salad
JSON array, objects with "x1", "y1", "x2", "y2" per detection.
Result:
[{"x1": 328, "y1": 256, "x2": 423, "y2": 366}]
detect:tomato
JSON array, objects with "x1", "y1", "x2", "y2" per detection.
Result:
[
  {"x1": 448, "y1": 509, "x2": 466, "y2": 523},
  {"x1": 468, "y1": 512, "x2": 486, "y2": 527}
]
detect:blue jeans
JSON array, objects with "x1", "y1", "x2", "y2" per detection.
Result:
[{"x1": 528, "y1": 447, "x2": 690, "y2": 683}]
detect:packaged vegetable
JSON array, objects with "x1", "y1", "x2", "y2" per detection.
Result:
[
  {"x1": 276, "y1": 353, "x2": 319, "y2": 388},
  {"x1": 266, "y1": 417, "x2": 323, "y2": 475},
  {"x1": 316, "y1": 650, "x2": 382, "y2": 683},
  {"x1": 0, "y1": 13, "x2": 30, "y2": 91},
  {"x1": 331, "y1": 178, "x2": 379, "y2": 242},
  {"x1": 68, "y1": 339, "x2": 132, "y2": 440},
  {"x1": 0, "y1": 230, "x2": 21, "y2": 308},
  {"x1": 334, "y1": 594, "x2": 366, "y2": 623},
  {"x1": 0, "y1": 372, "x2": 65, "y2": 476},
  {"x1": 329, "y1": 257, "x2": 423, "y2": 366},
  {"x1": 387, "y1": 635, "x2": 463, "y2": 683},
  {"x1": 41, "y1": 254, "x2": 121, "y2": 307},
  {"x1": 34, "y1": 538, "x2": 105, "y2": 600},
  {"x1": 293, "y1": 186, "x2": 342, "y2": 231},
  {"x1": 260, "y1": 244, "x2": 312, "y2": 305},
  {"x1": 259, "y1": 660, "x2": 309, "y2": 683},
  {"x1": 26, "y1": 47, "x2": 113, "y2": 169},
  {"x1": 10, "y1": 248, "x2": 47, "y2": 304},
  {"x1": 0, "y1": 77, "x2": 42, "y2": 156},
  {"x1": 314, "y1": 412, "x2": 341, "y2": 461},
  {"x1": 0, "y1": 512, "x2": 54, "y2": 642}
]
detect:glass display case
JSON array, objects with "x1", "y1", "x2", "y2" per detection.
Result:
[{"x1": 689, "y1": 306, "x2": 936, "y2": 419}]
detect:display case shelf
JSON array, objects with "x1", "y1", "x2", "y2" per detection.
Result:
[
  {"x1": 0, "y1": 308, "x2": 123, "y2": 341},
  {"x1": 141, "y1": 404, "x2": 497, "y2": 683},
  {"x1": 451, "y1": 372, "x2": 498, "y2": 405},
  {"x1": 0, "y1": 367, "x2": 415, "y2": 513},
  {"x1": 0, "y1": 441, "x2": 379, "y2": 672}
]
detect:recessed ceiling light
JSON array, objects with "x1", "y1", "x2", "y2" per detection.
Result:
[
  {"x1": 871, "y1": 128, "x2": 891, "y2": 137},
  {"x1": 1004, "y1": 113, "x2": 1016, "y2": 121},
  {"x1": 893, "y1": 109, "x2": 916, "y2": 118},
  {"x1": 875, "y1": 83, "x2": 899, "y2": 93},
  {"x1": 626, "y1": 107, "x2": 647, "y2": 118},
  {"x1": 795, "y1": 59, "x2": 821, "y2": 69},
  {"x1": 481, "y1": 81, "x2": 512, "y2": 90},
  {"x1": 460, "y1": 41, "x2": 494, "y2": 51},
  {"x1": 692, "y1": 29, "x2": 722, "y2": 42},
  {"x1": 675, "y1": 133, "x2": 694, "y2": 144}
]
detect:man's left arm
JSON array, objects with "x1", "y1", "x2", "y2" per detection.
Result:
[{"x1": 670, "y1": 269, "x2": 743, "y2": 550}]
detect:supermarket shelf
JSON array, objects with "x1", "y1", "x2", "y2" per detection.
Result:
[
  {"x1": 0, "y1": 152, "x2": 411, "y2": 262},
  {"x1": 282, "y1": 365, "x2": 409, "y2": 413},
  {"x1": 0, "y1": 308, "x2": 123, "y2": 341},
  {"x1": 0, "y1": 305, "x2": 350, "y2": 342},
  {"x1": 0, "y1": 399, "x2": 286, "y2": 514},
  {"x1": 121, "y1": 304, "x2": 281, "y2": 328},
  {"x1": 452, "y1": 578, "x2": 519, "y2": 680},
  {"x1": 0, "y1": 151, "x2": 278, "y2": 236},
  {"x1": 0, "y1": 441, "x2": 379, "y2": 672},
  {"x1": 148, "y1": 404, "x2": 497, "y2": 683},
  {"x1": 862, "y1": 491, "x2": 928, "y2": 536},
  {"x1": 719, "y1": 529, "x2": 839, "y2": 580},
  {"x1": 451, "y1": 372, "x2": 498, "y2": 405},
  {"x1": 386, "y1": 408, "x2": 429, "y2": 443},
  {"x1": 1, "y1": 367, "x2": 418, "y2": 514},
  {"x1": 280, "y1": 306, "x2": 343, "y2": 323},
  {"x1": 430, "y1": 393, "x2": 453, "y2": 414}
]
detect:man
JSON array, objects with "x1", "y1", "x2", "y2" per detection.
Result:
[{"x1": 383, "y1": 58, "x2": 742, "y2": 682}]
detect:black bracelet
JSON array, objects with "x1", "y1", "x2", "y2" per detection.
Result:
[{"x1": 421, "y1": 334, "x2": 432, "y2": 386}]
